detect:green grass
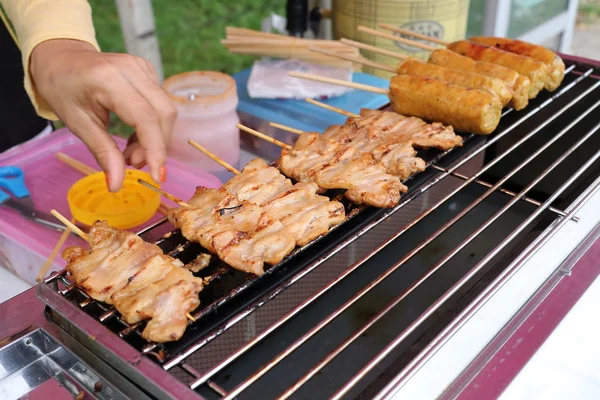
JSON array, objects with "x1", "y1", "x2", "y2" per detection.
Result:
[{"x1": 88, "y1": 0, "x2": 285, "y2": 136}]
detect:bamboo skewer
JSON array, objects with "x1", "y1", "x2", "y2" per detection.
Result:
[
  {"x1": 288, "y1": 71, "x2": 389, "y2": 95},
  {"x1": 37, "y1": 218, "x2": 74, "y2": 282},
  {"x1": 49, "y1": 209, "x2": 196, "y2": 322},
  {"x1": 237, "y1": 124, "x2": 293, "y2": 150},
  {"x1": 378, "y1": 23, "x2": 448, "y2": 46},
  {"x1": 223, "y1": 26, "x2": 363, "y2": 70},
  {"x1": 187, "y1": 140, "x2": 241, "y2": 175},
  {"x1": 57, "y1": 152, "x2": 170, "y2": 215},
  {"x1": 357, "y1": 26, "x2": 437, "y2": 52},
  {"x1": 51, "y1": 210, "x2": 88, "y2": 242},
  {"x1": 269, "y1": 122, "x2": 304, "y2": 135},
  {"x1": 304, "y1": 98, "x2": 361, "y2": 118},
  {"x1": 57, "y1": 152, "x2": 97, "y2": 175},
  {"x1": 340, "y1": 38, "x2": 407, "y2": 61},
  {"x1": 309, "y1": 46, "x2": 396, "y2": 73},
  {"x1": 244, "y1": 129, "x2": 290, "y2": 150},
  {"x1": 137, "y1": 179, "x2": 190, "y2": 207}
]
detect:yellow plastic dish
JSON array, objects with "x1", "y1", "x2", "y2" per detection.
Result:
[{"x1": 68, "y1": 170, "x2": 161, "y2": 230}]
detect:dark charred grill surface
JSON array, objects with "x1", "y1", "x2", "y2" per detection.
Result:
[{"x1": 41, "y1": 57, "x2": 600, "y2": 400}]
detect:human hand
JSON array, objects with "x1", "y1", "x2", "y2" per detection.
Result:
[{"x1": 30, "y1": 39, "x2": 177, "y2": 191}]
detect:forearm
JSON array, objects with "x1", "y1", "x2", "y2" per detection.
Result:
[{"x1": 0, "y1": 0, "x2": 100, "y2": 120}]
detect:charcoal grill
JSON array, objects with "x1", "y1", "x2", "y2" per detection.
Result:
[{"x1": 35, "y1": 55, "x2": 600, "y2": 399}]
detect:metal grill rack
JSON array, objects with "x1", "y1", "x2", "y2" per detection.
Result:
[{"x1": 39, "y1": 57, "x2": 600, "y2": 399}]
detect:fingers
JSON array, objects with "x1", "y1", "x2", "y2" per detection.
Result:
[
  {"x1": 126, "y1": 59, "x2": 178, "y2": 145},
  {"x1": 101, "y1": 74, "x2": 168, "y2": 184},
  {"x1": 68, "y1": 109, "x2": 126, "y2": 192}
]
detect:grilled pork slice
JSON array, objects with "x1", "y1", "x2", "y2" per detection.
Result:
[
  {"x1": 315, "y1": 153, "x2": 406, "y2": 208},
  {"x1": 64, "y1": 222, "x2": 164, "y2": 304},
  {"x1": 279, "y1": 145, "x2": 357, "y2": 184},
  {"x1": 293, "y1": 131, "x2": 343, "y2": 153},
  {"x1": 62, "y1": 221, "x2": 203, "y2": 343},
  {"x1": 359, "y1": 109, "x2": 463, "y2": 150},
  {"x1": 194, "y1": 201, "x2": 264, "y2": 253},
  {"x1": 168, "y1": 187, "x2": 229, "y2": 241},
  {"x1": 114, "y1": 267, "x2": 201, "y2": 324},
  {"x1": 170, "y1": 188, "x2": 264, "y2": 253},
  {"x1": 265, "y1": 182, "x2": 346, "y2": 245},
  {"x1": 140, "y1": 279, "x2": 201, "y2": 342},
  {"x1": 372, "y1": 141, "x2": 426, "y2": 179},
  {"x1": 110, "y1": 254, "x2": 178, "y2": 304},
  {"x1": 222, "y1": 158, "x2": 293, "y2": 205},
  {"x1": 212, "y1": 213, "x2": 296, "y2": 275}
]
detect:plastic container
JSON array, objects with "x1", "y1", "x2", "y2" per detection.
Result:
[
  {"x1": 163, "y1": 71, "x2": 241, "y2": 183},
  {"x1": 0, "y1": 129, "x2": 221, "y2": 286},
  {"x1": 332, "y1": 0, "x2": 470, "y2": 78},
  {"x1": 67, "y1": 170, "x2": 160, "y2": 230}
]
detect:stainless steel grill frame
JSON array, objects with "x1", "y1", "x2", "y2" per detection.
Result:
[{"x1": 36, "y1": 56, "x2": 600, "y2": 400}]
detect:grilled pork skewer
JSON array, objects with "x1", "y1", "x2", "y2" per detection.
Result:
[
  {"x1": 234, "y1": 124, "x2": 405, "y2": 207},
  {"x1": 358, "y1": 25, "x2": 547, "y2": 99},
  {"x1": 340, "y1": 38, "x2": 530, "y2": 111},
  {"x1": 50, "y1": 211, "x2": 202, "y2": 343},
  {"x1": 171, "y1": 142, "x2": 345, "y2": 275},
  {"x1": 318, "y1": 108, "x2": 463, "y2": 151},
  {"x1": 277, "y1": 108, "x2": 462, "y2": 193},
  {"x1": 376, "y1": 24, "x2": 565, "y2": 92},
  {"x1": 288, "y1": 71, "x2": 502, "y2": 135}
]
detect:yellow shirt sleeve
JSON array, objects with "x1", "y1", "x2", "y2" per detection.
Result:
[{"x1": 0, "y1": 0, "x2": 100, "y2": 120}]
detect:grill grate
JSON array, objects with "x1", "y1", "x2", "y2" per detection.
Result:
[{"x1": 40, "y1": 58, "x2": 600, "y2": 399}]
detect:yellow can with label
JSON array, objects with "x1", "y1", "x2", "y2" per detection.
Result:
[{"x1": 332, "y1": 0, "x2": 470, "y2": 78}]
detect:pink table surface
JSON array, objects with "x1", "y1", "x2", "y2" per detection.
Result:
[{"x1": 0, "y1": 128, "x2": 221, "y2": 283}]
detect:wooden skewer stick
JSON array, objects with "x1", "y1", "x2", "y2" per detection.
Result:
[
  {"x1": 378, "y1": 23, "x2": 448, "y2": 46},
  {"x1": 357, "y1": 26, "x2": 437, "y2": 52},
  {"x1": 187, "y1": 140, "x2": 241, "y2": 175},
  {"x1": 57, "y1": 152, "x2": 170, "y2": 215},
  {"x1": 57, "y1": 152, "x2": 97, "y2": 175},
  {"x1": 304, "y1": 98, "x2": 361, "y2": 118},
  {"x1": 187, "y1": 313, "x2": 196, "y2": 322},
  {"x1": 308, "y1": 46, "x2": 396, "y2": 73},
  {"x1": 340, "y1": 38, "x2": 407, "y2": 61},
  {"x1": 237, "y1": 124, "x2": 293, "y2": 150},
  {"x1": 51, "y1": 210, "x2": 88, "y2": 242},
  {"x1": 269, "y1": 122, "x2": 303, "y2": 135},
  {"x1": 288, "y1": 71, "x2": 389, "y2": 95},
  {"x1": 137, "y1": 179, "x2": 189, "y2": 207},
  {"x1": 37, "y1": 218, "x2": 74, "y2": 282}
]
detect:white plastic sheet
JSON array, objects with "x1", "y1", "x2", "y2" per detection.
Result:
[{"x1": 247, "y1": 59, "x2": 353, "y2": 100}]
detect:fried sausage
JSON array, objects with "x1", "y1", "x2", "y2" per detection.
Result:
[
  {"x1": 427, "y1": 48, "x2": 530, "y2": 111},
  {"x1": 446, "y1": 40, "x2": 547, "y2": 99},
  {"x1": 388, "y1": 75, "x2": 502, "y2": 135},
  {"x1": 469, "y1": 36, "x2": 565, "y2": 91},
  {"x1": 396, "y1": 58, "x2": 512, "y2": 107}
]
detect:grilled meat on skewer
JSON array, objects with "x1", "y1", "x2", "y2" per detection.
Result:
[
  {"x1": 63, "y1": 221, "x2": 203, "y2": 343},
  {"x1": 169, "y1": 159, "x2": 346, "y2": 274}
]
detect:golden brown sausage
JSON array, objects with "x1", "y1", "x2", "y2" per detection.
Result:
[
  {"x1": 446, "y1": 40, "x2": 547, "y2": 99},
  {"x1": 469, "y1": 36, "x2": 565, "y2": 91},
  {"x1": 396, "y1": 58, "x2": 512, "y2": 107},
  {"x1": 427, "y1": 48, "x2": 530, "y2": 111},
  {"x1": 388, "y1": 75, "x2": 502, "y2": 135}
]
